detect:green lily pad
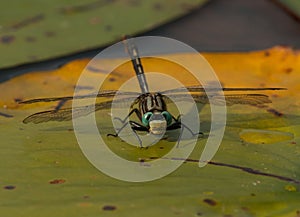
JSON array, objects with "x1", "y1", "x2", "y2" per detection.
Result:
[
  {"x1": 274, "y1": 0, "x2": 300, "y2": 20},
  {"x1": 1, "y1": 47, "x2": 300, "y2": 216},
  {"x1": 0, "y1": 0, "x2": 208, "y2": 69}
]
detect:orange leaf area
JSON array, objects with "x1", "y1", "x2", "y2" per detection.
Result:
[{"x1": 1, "y1": 46, "x2": 299, "y2": 114}]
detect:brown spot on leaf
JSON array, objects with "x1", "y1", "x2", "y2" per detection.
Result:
[
  {"x1": 49, "y1": 179, "x2": 66, "y2": 184},
  {"x1": 88, "y1": 66, "x2": 102, "y2": 72},
  {"x1": 89, "y1": 17, "x2": 101, "y2": 25},
  {"x1": 104, "y1": 25, "x2": 112, "y2": 32},
  {"x1": 3, "y1": 185, "x2": 16, "y2": 190},
  {"x1": 241, "y1": 206, "x2": 249, "y2": 211},
  {"x1": 25, "y1": 36, "x2": 36, "y2": 42},
  {"x1": 74, "y1": 85, "x2": 94, "y2": 90},
  {"x1": 264, "y1": 51, "x2": 270, "y2": 57},
  {"x1": 203, "y1": 198, "x2": 217, "y2": 206},
  {"x1": 102, "y1": 205, "x2": 116, "y2": 211},
  {"x1": 45, "y1": 31, "x2": 55, "y2": 37},
  {"x1": 60, "y1": 0, "x2": 114, "y2": 14},
  {"x1": 127, "y1": 0, "x2": 140, "y2": 6},
  {"x1": 1, "y1": 35, "x2": 15, "y2": 44},
  {"x1": 28, "y1": 56, "x2": 38, "y2": 60},
  {"x1": 259, "y1": 83, "x2": 266, "y2": 87},
  {"x1": 109, "y1": 77, "x2": 116, "y2": 82},
  {"x1": 153, "y1": 3, "x2": 163, "y2": 10},
  {"x1": 10, "y1": 14, "x2": 44, "y2": 30},
  {"x1": 284, "y1": 67, "x2": 293, "y2": 74}
]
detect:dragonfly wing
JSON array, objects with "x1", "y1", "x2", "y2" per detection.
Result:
[
  {"x1": 162, "y1": 93, "x2": 272, "y2": 106},
  {"x1": 23, "y1": 100, "x2": 113, "y2": 124},
  {"x1": 19, "y1": 90, "x2": 140, "y2": 104},
  {"x1": 161, "y1": 86, "x2": 204, "y2": 94},
  {"x1": 23, "y1": 107, "x2": 75, "y2": 124},
  {"x1": 162, "y1": 94, "x2": 209, "y2": 104},
  {"x1": 23, "y1": 95, "x2": 141, "y2": 124},
  {"x1": 193, "y1": 94, "x2": 272, "y2": 106},
  {"x1": 20, "y1": 96, "x2": 77, "y2": 104},
  {"x1": 161, "y1": 86, "x2": 286, "y2": 95},
  {"x1": 220, "y1": 94, "x2": 272, "y2": 106}
]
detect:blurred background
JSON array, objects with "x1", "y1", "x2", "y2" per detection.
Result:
[{"x1": 1, "y1": 0, "x2": 300, "y2": 79}]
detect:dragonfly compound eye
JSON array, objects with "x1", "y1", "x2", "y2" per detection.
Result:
[
  {"x1": 162, "y1": 111, "x2": 172, "y2": 126},
  {"x1": 142, "y1": 112, "x2": 153, "y2": 126}
]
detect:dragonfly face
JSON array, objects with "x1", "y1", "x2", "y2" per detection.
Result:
[
  {"x1": 143, "y1": 112, "x2": 167, "y2": 135},
  {"x1": 138, "y1": 93, "x2": 173, "y2": 135}
]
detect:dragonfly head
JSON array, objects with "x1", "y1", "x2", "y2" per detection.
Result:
[{"x1": 142, "y1": 111, "x2": 172, "y2": 135}]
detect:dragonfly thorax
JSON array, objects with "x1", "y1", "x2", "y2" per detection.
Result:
[
  {"x1": 136, "y1": 93, "x2": 173, "y2": 134},
  {"x1": 139, "y1": 92, "x2": 167, "y2": 115}
]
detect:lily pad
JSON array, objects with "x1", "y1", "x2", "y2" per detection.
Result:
[
  {"x1": 0, "y1": 0, "x2": 208, "y2": 69},
  {"x1": 1, "y1": 46, "x2": 300, "y2": 216},
  {"x1": 239, "y1": 129, "x2": 294, "y2": 145},
  {"x1": 275, "y1": 0, "x2": 300, "y2": 20}
]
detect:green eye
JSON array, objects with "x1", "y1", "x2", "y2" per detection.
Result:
[
  {"x1": 142, "y1": 112, "x2": 153, "y2": 126},
  {"x1": 162, "y1": 111, "x2": 172, "y2": 126}
]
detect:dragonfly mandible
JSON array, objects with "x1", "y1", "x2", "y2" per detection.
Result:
[{"x1": 20, "y1": 38, "x2": 286, "y2": 147}]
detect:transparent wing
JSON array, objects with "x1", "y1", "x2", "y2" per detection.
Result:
[
  {"x1": 162, "y1": 93, "x2": 272, "y2": 106},
  {"x1": 209, "y1": 94, "x2": 272, "y2": 106},
  {"x1": 22, "y1": 95, "x2": 139, "y2": 124},
  {"x1": 19, "y1": 90, "x2": 140, "y2": 104},
  {"x1": 161, "y1": 86, "x2": 286, "y2": 94},
  {"x1": 23, "y1": 101, "x2": 112, "y2": 124},
  {"x1": 19, "y1": 86, "x2": 286, "y2": 104},
  {"x1": 162, "y1": 93, "x2": 209, "y2": 104}
]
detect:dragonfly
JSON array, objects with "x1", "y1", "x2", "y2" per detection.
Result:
[{"x1": 20, "y1": 38, "x2": 286, "y2": 146}]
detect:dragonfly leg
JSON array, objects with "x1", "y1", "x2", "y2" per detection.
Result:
[
  {"x1": 107, "y1": 108, "x2": 148, "y2": 147},
  {"x1": 129, "y1": 121, "x2": 149, "y2": 148},
  {"x1": 176, "y1": 123, "x2": 202, "y2": 148},
  {"x1": 130, "y1": 121, "x2": 148, "y2": 131},
  {"x1": 107, "y1": 121, "x2": 148, "y2": 148},
  {"x1": 176, "y1": 125, "x2": 184, "y2": 148},
  {"x1": 113, "y1": 108, "x2": 142, "y2": 124},
  {"x1": 108, "y1": 108, "x2": 142, "y2": 136},
  {"x1": 107, "y1": 121, "x2": 143, "y2": 147},
  {"x1": 166, "y1": 121, "x2": 181, "y2": 130},
  {"x1": 173, "y1": 114, "x2": 203, "y2": 137},
  {"x1": 181, "y1": 122, "x2": 203, "y2": 137},
  {"x1": 167, "y1": 116, "x2": 203, "y2": 148},
  {"x1": 171, "y1": 114, "x2": 181, "y2": 122},
  {"x1": 107, "y1": 121, "x2": 130, "y2": 137}
]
